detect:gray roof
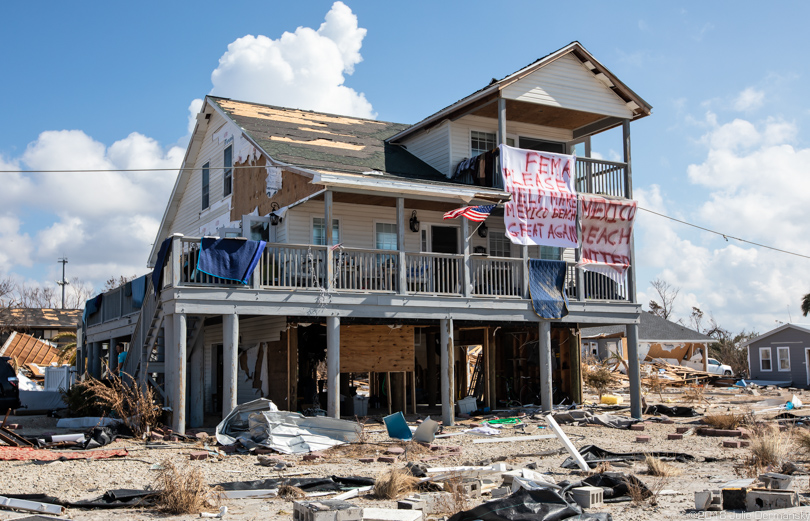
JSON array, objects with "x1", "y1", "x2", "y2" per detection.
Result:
[{"x1": 581, "y1": 311, "x2": 713, "y2": 343}]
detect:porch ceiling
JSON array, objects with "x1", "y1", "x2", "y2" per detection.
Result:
[
  {"x1": 310, "y1": 191, "x2": 463, "y2": 212},
  {"x1": 471, "y1": 98, "x2": 606, "y2": 130}
]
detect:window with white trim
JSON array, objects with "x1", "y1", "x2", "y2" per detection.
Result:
[
  {"x1": 223, "y1": 145, "x2": 233, "y2": 197},
  {"x1": 201, "y1": 162, "x2": 210, "y2": 210},
  {"x1": 777, "y1": 346, "x2": 790, "y2": 371},
  {"x1": 312, "y1": 217, "x2": 340, "y2": 246},
  {"x1": 759, "y1": 347, "x2": 772, "y2": 371},
  {"x1": 471, "y1": 131, "x2": 496, "y2": 157},
  {"x1": 375, "y1": 223, "x2": 397, "y2": 251},
  {"x1": 490, "y1": 234, "x2": 511, "y2": 258},
  {"x1": 540, "y1": 246, "x2": 561, "y2": 260}
]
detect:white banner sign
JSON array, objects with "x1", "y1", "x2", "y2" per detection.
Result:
[
  {"x1": 578, "y1": 194, "x2": 637, "y2": 280},
  {"x1": 500, "y1": 144, "x2": 577, "y2": 247}
]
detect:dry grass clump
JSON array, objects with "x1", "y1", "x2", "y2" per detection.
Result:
[
  {"x1": 64, "y1": 372, "x2": 161, "y2": 436},
  {"x1": 644, "y1": 455, "x2": 682, "y2": 477},
  {"x1": 155, "y1": 460, "x2": 221, "y2": 515},
  {"x1": 742, "y1": 424, "x2": 792, "y2": 476},
  {"x1": 278, "y1": 484, "x2": 306, "y2": 499},
  {"x1": 582, "y1": 363, "x2": 615, "y2": 400},
  {"x1": 682, "y1": 385, "x2": 706, "y2": 404},
  {"x1": 589, "y1": 461, "x2": 613, "y2": 475},
  {"x1": 794, "y1": 429, "x2": 810, "y2": 456},
  {"x1": 372, "y1": 468, "x2": 419, "y2": 499},
  {"x1": 703, "y1": 412, "x2": 744, "y2": 430}
]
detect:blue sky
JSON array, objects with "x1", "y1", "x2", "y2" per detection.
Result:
[{"x1": 1, "y1": 1, "x2": 809, "y2": 333}]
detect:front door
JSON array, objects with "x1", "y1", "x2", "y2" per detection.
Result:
[{"x1": 431, "y1": 226, "x2": 458, "y2": 254}]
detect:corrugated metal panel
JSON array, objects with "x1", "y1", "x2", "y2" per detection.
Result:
[
  {"x1": 400, "y1": 120, "x2": 452, "y2": 177},
  {"x1": 501, "y1": 54, "x2": 633, "y2": 119}
]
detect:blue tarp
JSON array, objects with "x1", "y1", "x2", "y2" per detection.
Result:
[
  {"x1": 131, "y1": 274, "x2": 147, "y2": 309},
  {"x1": 528, "y1": 259, "x2": 569, "y2": 319},
  {"x1": 82, "y1": 294, "x2": 103, "y2": 324},
  {"x1": 152, "y1": 237, "x2": 172, "y2": 298},
  {"x1": 196, "y1": 238, "x2": 266, "y2": 284}
]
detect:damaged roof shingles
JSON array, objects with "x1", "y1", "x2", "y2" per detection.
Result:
[{"x1": 212, "y1": 97, "x2": 448, "y2": 182}]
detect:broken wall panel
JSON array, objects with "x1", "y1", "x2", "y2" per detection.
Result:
[
  {"x1": 230, "y1": 155, "x2": 323, "y2": 221},
  {"x1": 339, "y1": 325, "x2": 415, "y2": 373}
]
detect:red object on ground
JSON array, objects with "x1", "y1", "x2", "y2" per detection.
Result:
[{"x1": 0, "y1": 446, "x2": 127, "y2": 461}]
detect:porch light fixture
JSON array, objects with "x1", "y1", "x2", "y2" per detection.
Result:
[
  {"x1": 477, "y1": 222, "x2": 488, "y2": 238},
  {"x1": 409, "y1": 210, "x2": 420, "y2": 232},
  {"x1": 269, "y1": 202, "x2": 283, "y2": 226}
]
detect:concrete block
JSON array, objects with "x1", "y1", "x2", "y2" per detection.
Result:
[
  {"x1": 722, "y1": 488, "x2": 747, "y2": 511},
  {"x1": 723, "y1": 440, "x2": 741, "y2": 448},
  {"x1": 635, "y1": 436, "x2": 650, "y2": 443},
  {"x1": 739, "y1": 428, "x2": 752, "y2": 439},
  {"x1": 668, "y1": 433, "x2": 683, "y2": 440},
  {"x1": 572, "y1": 486, "x2": 603, "y2": 508},
  {"x1": 675, "y1": 426, "x2": 690, "y2": 434},
  {"x1": 700, "y1": 428, "x2": 717, "y2": 436},
  {"x1": 490, "y1": 487, "x2": 510, "y2": 498},
  {"x1": 362, "y1": 508, "x2": 423, "y2": 521},
  {"x1": 359, "y1": 458, "x2": 375, "y2": 463},
  {"x1": 661, "y1": 420, "x2": 675, "y2": 424},
  {"x1": 740, "y1": 440, "x2": 750, "y2": 448},
  {"x1": 695, "y1": 490, "x2": 722, "y2": 511},
  {"x1": 378, "y1": 456, "x2": 398, "y2": 463},
  {"x1": 630, "y1": 424, "x2": 645, "y2": 431},
  {"x1": 759, "y1": 473, "x2": 794, "y2": 490},
  {"x1": 194, "y1": 431, "x2": 209, "y2": 440},
  {"x1": 293, "y1": 500, "x2": 362, "y2": 521},
  {"x1": 716, "y1": 429, "x2": 741, "y2": 437},
  {"x1": 386, "y1": 447, "x2": 406, "y2": 455},
  {"x1": 745, "y1": 489, "x2": 798, "y2": 511},
  {"x1": 397, "y1": 492, "x2": 453, "y2": 515},
  {"x1": 189, "y1": 451, "x2": 208, "y2": 460}
]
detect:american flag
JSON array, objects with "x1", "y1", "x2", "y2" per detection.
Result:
[{"x1": 443, "y1": 205, "x2": 495, "y2": 222}]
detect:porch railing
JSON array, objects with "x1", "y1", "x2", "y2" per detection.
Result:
[
  {"x1": 405, "y1": 252, "x2": 462, "y2": 295},
  {"x1": 575, "y1": 157, "x2": 627, "y2": 198},
  {"x1": 471, "y1": 257, "x2": 523, "y2": 297}
]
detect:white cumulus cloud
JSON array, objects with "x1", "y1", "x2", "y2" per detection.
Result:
[
  {"x1": 209, "y1": 1, "x2": 374, "y2": 118},
  {"x1": 733, "y1": 87, "x2": 765, "y2": 111}
]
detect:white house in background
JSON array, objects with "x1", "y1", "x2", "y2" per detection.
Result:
[{"x1": 81, "y1": 42, "x2": 652, "y2": 433}]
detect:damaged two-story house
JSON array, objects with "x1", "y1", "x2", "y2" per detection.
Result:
[{"x1": 81, "y1": 42, "x2": 651, "y2": 433}]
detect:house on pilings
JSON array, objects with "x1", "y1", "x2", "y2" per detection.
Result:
[{"x1": 81, "y1": 42, "x2": 652, "y2": 433}]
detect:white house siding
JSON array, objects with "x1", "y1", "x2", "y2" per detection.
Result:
[
  {"x1": 399, "y1": 120, "x2": 452, "y2": 177},
  {"x1": 202, "y1": 315, "x2": 287, "y2": 412},
  {"x1": 170, "y1": 110, "x2": 234, "y2": 238},
  {"x1": 501, "y1": 54, "x2": 634, "y2": 120},
  {"x1": 449, "y1": 116, "x2": 573, "y2": 177}
]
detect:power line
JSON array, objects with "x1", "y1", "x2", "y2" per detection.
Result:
[{"x1": 638, "y1": 207, "x2": 810, "y2": 260}]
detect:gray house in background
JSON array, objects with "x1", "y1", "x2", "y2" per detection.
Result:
[{"x1": 743, "y1": 324, "x2": 810, "y2": 387}]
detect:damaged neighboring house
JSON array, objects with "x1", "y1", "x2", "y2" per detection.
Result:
[
  {"x1": 0, "y1": 308, "x2": 81, "y2": 348},
  {"x1": 81, "y1": 41, "x2": 652, "y2": 433},
  {"x1": 581, "y1": 311, "x2": 715, "y2": 371}
]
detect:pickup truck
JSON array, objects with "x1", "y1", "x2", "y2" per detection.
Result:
[{"x1": 683, "y1": 357, "x2": 733, "y2": 376}]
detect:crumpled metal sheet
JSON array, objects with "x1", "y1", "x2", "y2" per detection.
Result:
[{"x1": 216, "y1": 398, "x2": 361, "y2": 454}]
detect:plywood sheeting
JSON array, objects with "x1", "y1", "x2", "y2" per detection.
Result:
[
  {"x1": 339, "y1": 325, "x2": 415, "y2": 373},
  {"x1": 230, "y1": 154, "x2": 323, "y2": 221}
]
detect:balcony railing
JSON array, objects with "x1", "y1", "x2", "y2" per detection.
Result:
[
  {"x1": 405, "y1": 252, "x2": 461, "y2": 295},
  {"x1": 575, "y1": 157, "x2": 628, "y2": 198}
]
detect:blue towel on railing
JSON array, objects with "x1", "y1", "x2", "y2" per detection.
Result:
[
  {"x1": 131, "y1": 274, "x2": 147, "y2": 308},
  {"x1": 82, "y1": 294, "x2": 103, "y2": 324},
  {"x1": 152, "y1": 237, "x2": 173, "y2": 298},
  {"x1": 196, "y1": 238, "x2": 267, "y2": 284},
  {"x1": 528, "y1": 259, "x2": 569, "y2": 319}
]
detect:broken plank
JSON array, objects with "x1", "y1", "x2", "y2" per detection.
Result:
[
  {"x1": 545, "y1": 414, "x2": 589, "y2": 472},
  {"x1": 472, "y1": 435, "x2": 555, "y2": 444}
]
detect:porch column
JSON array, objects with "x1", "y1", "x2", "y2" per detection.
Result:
[
  {"x1": 627, "y1": 323, "x2": 642, "y2": 419},
  {"x1": 461, "y1": 217, "x2": 471, "y2": 297},
  {"x1": 326, "y1": 316, "x2": 340, "y2": 418},
  {"x1": 163, "y1": 319, "x2": 175, "y2": 411},
  {"x1": 497, "y1": 97, "x2": 507, "y2": 146},
  {"x1": 522, "y1": 246, "x2": 530, "y2": 298},
  {"x1": 440, "y1": 318, "x2": 455, "y2": 426},
  {"x1": 171, "y1": 313, "x2": 187, "y2": 434},
  {"x1": 88, "y1": 342, "x2": 97, "y2": 378},
  {"x1": 570, "y1": 328, "x2": 583, "y2": 404},
  {"x1": 702, "y1": 344, "x2": 709, "y2": 372},
  {"x1": 188, "y1": 327, "x2": 205, "y2": 428},
  {"x1": 426, "y1": 332, "x2": 437, "y2": 407},
  {"x1": 538, "y1": 321, "x2": 553, "y2": 413},
  {"x1": 108, "y1": 337, "x2": 117, "y2": 376},
  {"x1": 223, "y1": 313, "x2": 239, "y2": 418},
  {"x1": 324, "y1": 190, "x2": 333, "y2": 291},
  {"x1": 396, "y1": 198, "x2": 406, "y2": 294}
]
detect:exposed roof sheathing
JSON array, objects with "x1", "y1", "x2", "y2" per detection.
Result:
[
  {"x1": 0, "y1": 332, "x2": 62, "y2": 366},
  {"x1": 211, "y1": 97, "x2": 447, "y2": 182},
  {"x1": 0, "y1": 308, "x2": 81, "y2": 328}
]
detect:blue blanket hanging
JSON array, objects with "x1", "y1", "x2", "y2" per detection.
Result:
[
  {"x1": 528, "y1": 259, "x2": 569, "y2": 319},
  {"x1": 151, "y1": 237, "x2": 173, "y2": 298},
  {"x1": 82, "y1": 294, "x2": 103, "y2": 324},
  {"x1": 130, "y1": 274, "x2": 147, "y2": 308},
  {"x1": 196, "y1": 238, "x2": 267, "y2": 284}
]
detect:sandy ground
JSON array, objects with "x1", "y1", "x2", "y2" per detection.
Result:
[{"x1": 2, "y1": 386, "x2": 810, "y2": 520}]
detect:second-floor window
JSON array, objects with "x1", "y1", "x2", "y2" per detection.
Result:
[
  {"x1": 540, "y1": 246, "x2": 561, "y2": 260},
  {"x1": 490, "y1": 234, "x2": 511, "y2": 258},
  {"x1": 471, "y1": 131, "x2": 496, "y2": 157},
  {"x1": 202, "y1": 162, "x2": 210, "y2": 210},
  {"x1": 313, "y1": 217, "x2": 340, "y2": 246},
  {"x1": 375, "y1": 223, "x2": 397, "y2": 251},
  {"x1": 223, "y1": 145, "x2": 233, "y2": 196}
]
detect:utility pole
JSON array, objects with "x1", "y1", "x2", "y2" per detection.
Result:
[{"x1": 56, "y1": 257, "x2": 69, "y2": 309}]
